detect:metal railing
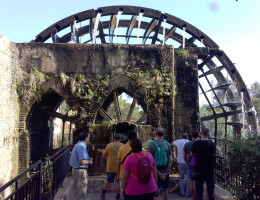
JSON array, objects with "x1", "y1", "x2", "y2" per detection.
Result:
[
  {"x1": 215, "y1": 156, "x2": 260, "y2": 200},
  {"x1": 0, "y1": 145, "x2": 72, "y2": 200}
]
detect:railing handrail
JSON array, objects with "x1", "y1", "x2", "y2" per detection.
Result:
[
  {"x1": 0, "y1": 160, "x2": 42, "y2": 193},
  {"x1": 42, "y1": 145, "x2": 73, "y2": 165},
  {"x1": 0, "y1": 145, "x2": 72, "y2": 200}
]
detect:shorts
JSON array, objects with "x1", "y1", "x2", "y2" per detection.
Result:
[
  {"x1": 187, "y1": 168, "x2": 195, "y2": 182},
  {"x1": 157, "y1": 174, "x2": 170, "y2": 191},
  {"x1": 107, "y1": 173, "x2": 117, "y2": 183}
]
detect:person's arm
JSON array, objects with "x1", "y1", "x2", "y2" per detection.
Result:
[
  {"x1": 116, "y1": 148, "x2": 122, "y2": 183},
  {"x1": 164, "y1": 143, "x2": 173, "y2": 176},
  {"x1": 190, "y1": 141, "x2": 197, "y2": 157},
  {"x1": 79, "y1": 159, "x2": 93, "y2": 165},
  {"x1": 183, "y1": 151, "x2": 188, "y2": 163},
  {"x1": 103, "y1": 145, "x2": 108, "y2": 160},
  {"x1": 172, "y1": 140, "x2": 177, "y2": 147},
  {"x1": 78, "y1": 146, "x2": 93, "y2": 165},
  {"x1": 122, "y1": 169, "x2": 130, "y2": 193},
  {"x1": 116, "y1": 159, "x2": 121, "y2": 183},
  {"x1": 183, "y1": 143, "x2": 188, "y2": 163},
  {"x1": 153, "y1": 166, "x2": 158, "y2": 184}
]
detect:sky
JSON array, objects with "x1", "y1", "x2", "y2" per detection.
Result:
[{"x1": 0, "y1": 0, "x2": 260, "y2": 87}]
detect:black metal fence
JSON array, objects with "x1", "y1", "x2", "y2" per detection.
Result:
[
  {"x1": 215, "y1": 156, "x2": 260, "y2": 200},
  {"x1": 0, "y1": 146, "x2": 71, "y2": 200}
]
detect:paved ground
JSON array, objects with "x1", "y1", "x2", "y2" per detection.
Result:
[
  {"x1": 55, "y1": 176, "x2": 191, "y2": 200},
  {"x1": 85, "y1": 193, "x2": 191, "y2": 200}
]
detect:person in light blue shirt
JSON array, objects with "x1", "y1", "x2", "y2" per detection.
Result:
[{"x1": 68, "y1": 131, "x2": 93, "y2": 200}]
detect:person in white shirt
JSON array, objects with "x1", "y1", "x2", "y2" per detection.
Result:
[{"x1": 172, "y1": 133, "x2": 190, "y2": 197}]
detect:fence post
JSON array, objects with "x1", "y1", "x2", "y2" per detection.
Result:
[
  {"x1": 39, "y1": 161, "x2": 42, "y2": 200},
  {"x1": 52, "y1": 155, "x2": 56, "y2": 198}
]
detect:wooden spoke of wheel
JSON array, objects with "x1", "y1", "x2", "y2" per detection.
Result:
[
  {"x1": 99, "y1": 108, "x2": 112, "y2": 121},
  {"x1": 113, "y1": 91, "x2": 122, "y2": 121},
  {"x1": 127, "y1": 98, "x2": 137, "y2": 121},
  {"x1": 136, "y1": 114, "x2": 147, "y2": 124}
]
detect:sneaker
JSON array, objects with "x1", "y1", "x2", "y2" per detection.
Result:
[{"x1": 178, "y1": 193, "x2": 186, "y2": 197}]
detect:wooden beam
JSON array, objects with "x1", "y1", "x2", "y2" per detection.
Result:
[
  {"x1": 99, "y1": 108, "x2": 112, "y2": 121},
  {"x1": 200, "y1": 110, "x2": 242, "y2": 121},
  {"x1": 136, "y1": 114, "x2": 147, "y2": 124},
  {"x1": 113, "y1": 91, "x2": 122, "y2": 121},
  {"x1": 127, "y1": 98, "x2": 137, "y2": 121}
]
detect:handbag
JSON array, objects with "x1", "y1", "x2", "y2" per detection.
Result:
[{"x1": 190, "y1": 156, "x2": 196, "y2": 168}]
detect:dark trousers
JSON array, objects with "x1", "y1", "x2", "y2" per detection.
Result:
[
  {"x1": 124, "y1": 192, "x2": 155, "y2": 200},
  {"x1": 195, "y1": 174, "x2": 215, "y2": 200}
]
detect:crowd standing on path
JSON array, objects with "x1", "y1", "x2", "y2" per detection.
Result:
[{"x1": 68, "y1": 127, "x2": 216, "y2": 200}]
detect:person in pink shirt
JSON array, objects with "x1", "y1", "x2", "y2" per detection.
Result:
[{"x1": 122, "y1": 138, "x2": 158, "y2": 200}]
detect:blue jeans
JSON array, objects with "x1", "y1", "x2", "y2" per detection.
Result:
[
  {"x1": 179, "y1": 163, "x2": 190, "y2": 196},
  {"x1": 195, "y1": 174, "x2": 215, "y2": 200}
]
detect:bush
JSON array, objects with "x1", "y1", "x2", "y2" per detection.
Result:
[{"x1": 221, "y1": 137, "x2": 260, "y2": 199}]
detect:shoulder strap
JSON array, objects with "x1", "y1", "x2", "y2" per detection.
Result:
[
  {"x1": 152, "y1": 140, "x2": 159, "y2": 149},
  {"x1": 111, "y1": 143, "x2": 118, "y2": 154},
  {"x1": 162, "y1": 141, "x2": 167, "y2": 146},
  {"x1": 121, "y1": 150, "x2": 133, "y2": 164}
]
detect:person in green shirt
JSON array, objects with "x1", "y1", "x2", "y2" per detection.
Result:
[{"x1": 142, "y1": 130, "x2": 156, "y2": 151}]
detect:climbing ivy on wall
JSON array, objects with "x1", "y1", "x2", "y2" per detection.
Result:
[
  {"x1": 14, "y1": 66, "x2": 49, "y2": 109},
  {"x1": 125, "y1": 68, "x2": 175, "y2": 108}
]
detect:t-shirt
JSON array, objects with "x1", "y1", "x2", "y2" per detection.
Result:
[
  {"x1": 70, "y1": 141, "x2": 90, "y2": 169},
  {"x1": 148, "y1": 139, "x2": 172, "y2": 173},
  {"x1": 123, "y1": 151, "x2": 157, "y2": 195},
  {"x1": 183, "y1": 140, "x2": 195, "y2": 169},
  {"x1": 191, "y1": 140, "x2": 216, "y2": 175},
  {"x1": 173, "y1": 139, "x2": 189, "y2": 163},
  {"x1": 103, "y1": 142, "x2": 124, "y2": 173},
  {"x1": 142, "y1": 139, "x2": 154, "y2": 151},
  {"x1": 117, "y1": 143, "x2": 132, "y2": 179}
]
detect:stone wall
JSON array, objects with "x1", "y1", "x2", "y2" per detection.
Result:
[
  {"x1": 174, "y1": 51, "x2": 200, "y2": 139},
  {"x1": 0, "y1": 34, "x2": 20, "y2": 194}
]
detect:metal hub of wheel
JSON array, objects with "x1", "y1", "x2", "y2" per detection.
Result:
[{"x1": 32, "y1": 5, "x2": 257, "y2": 138}]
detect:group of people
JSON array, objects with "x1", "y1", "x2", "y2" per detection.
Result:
[
  {"x1": 173, "y1": 128, "x2": 216, "y2": 200},
  {"x1": 68, "y1": 127, "x2": 216, "y2": 200}
]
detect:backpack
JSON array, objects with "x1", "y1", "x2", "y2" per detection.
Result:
[
  {"x1": 132, "y1": 152, "x2": 152, "y2": 184},
  {"x1": 152, "y1": 140, "x2": 168, "y2": 167}
]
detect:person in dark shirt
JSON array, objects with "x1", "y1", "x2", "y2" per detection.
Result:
[
  {"x1": 183, "y1": 130, "x2": 200, "y2": 200},
  {"x1": 191, "y1": 127, "x2": 216, "y2": 200}
]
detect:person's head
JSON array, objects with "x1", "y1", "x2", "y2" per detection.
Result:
[
  {"x1": 155, "y1": 127, "x2": 164, "y2": 138},
  {"x1": 192, "y1": 130, "x2": 200, "y2": 140},
  {"x1": 79, "y1": 131, "x2": 89, "y2": 143},
  {"x1": 130, "y1": 138, "x2": 143, "y2": 153},
  {"x1": 114, "y1": 133, "x2": 121, "y2": 141},
  {"x1": 201, "y1": 127, "x2": 210, "y2": 139},
  {"x1": 127, "y1": 130, "x2": 137, "y2": 141},
  {"x1": 120, "y1": 134, "x2": 127, "y2": 144},
  {"x1": 182, "y1": 132, "x2": 188, "y2": 139}
]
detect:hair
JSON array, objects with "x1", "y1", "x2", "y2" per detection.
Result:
[
  {"x1": 155, "y1": 127, "x2": 164, "y2": 137},
  {"x1": 201, "y1": 127, "x2": 210, "y2": 137},
  {"x1": 79, "y1": 131, "x2": 89, "y2": 141},
  {"x1": 182, "y1": 132, "x2": 188, "y2": 139},
  {"x1": 114, "y1": 133, "x2": 121, "y2": 141},
  {"x1": 127, "y1": 130, "x2": 137, "y2": 141},
  {"x1": 192, "y1": 130, "x2": 200, "y2": 138},
  {"x1": 130, "y1": 138, "x2": 143, "y2": 153}
]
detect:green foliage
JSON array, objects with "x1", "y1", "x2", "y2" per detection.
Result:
[
  {"x1": 126, "y1": 68, "x2": 174, "y2": 108},
  {"x1": 221, "y1": 137, "x2": 260, "y2": 199},
  {"x1": 16, "y1": 67, "x2": 49, "y2": 108},
  {"x1": 176, "y1": 49, "x2": 189, "y2": 58}
]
